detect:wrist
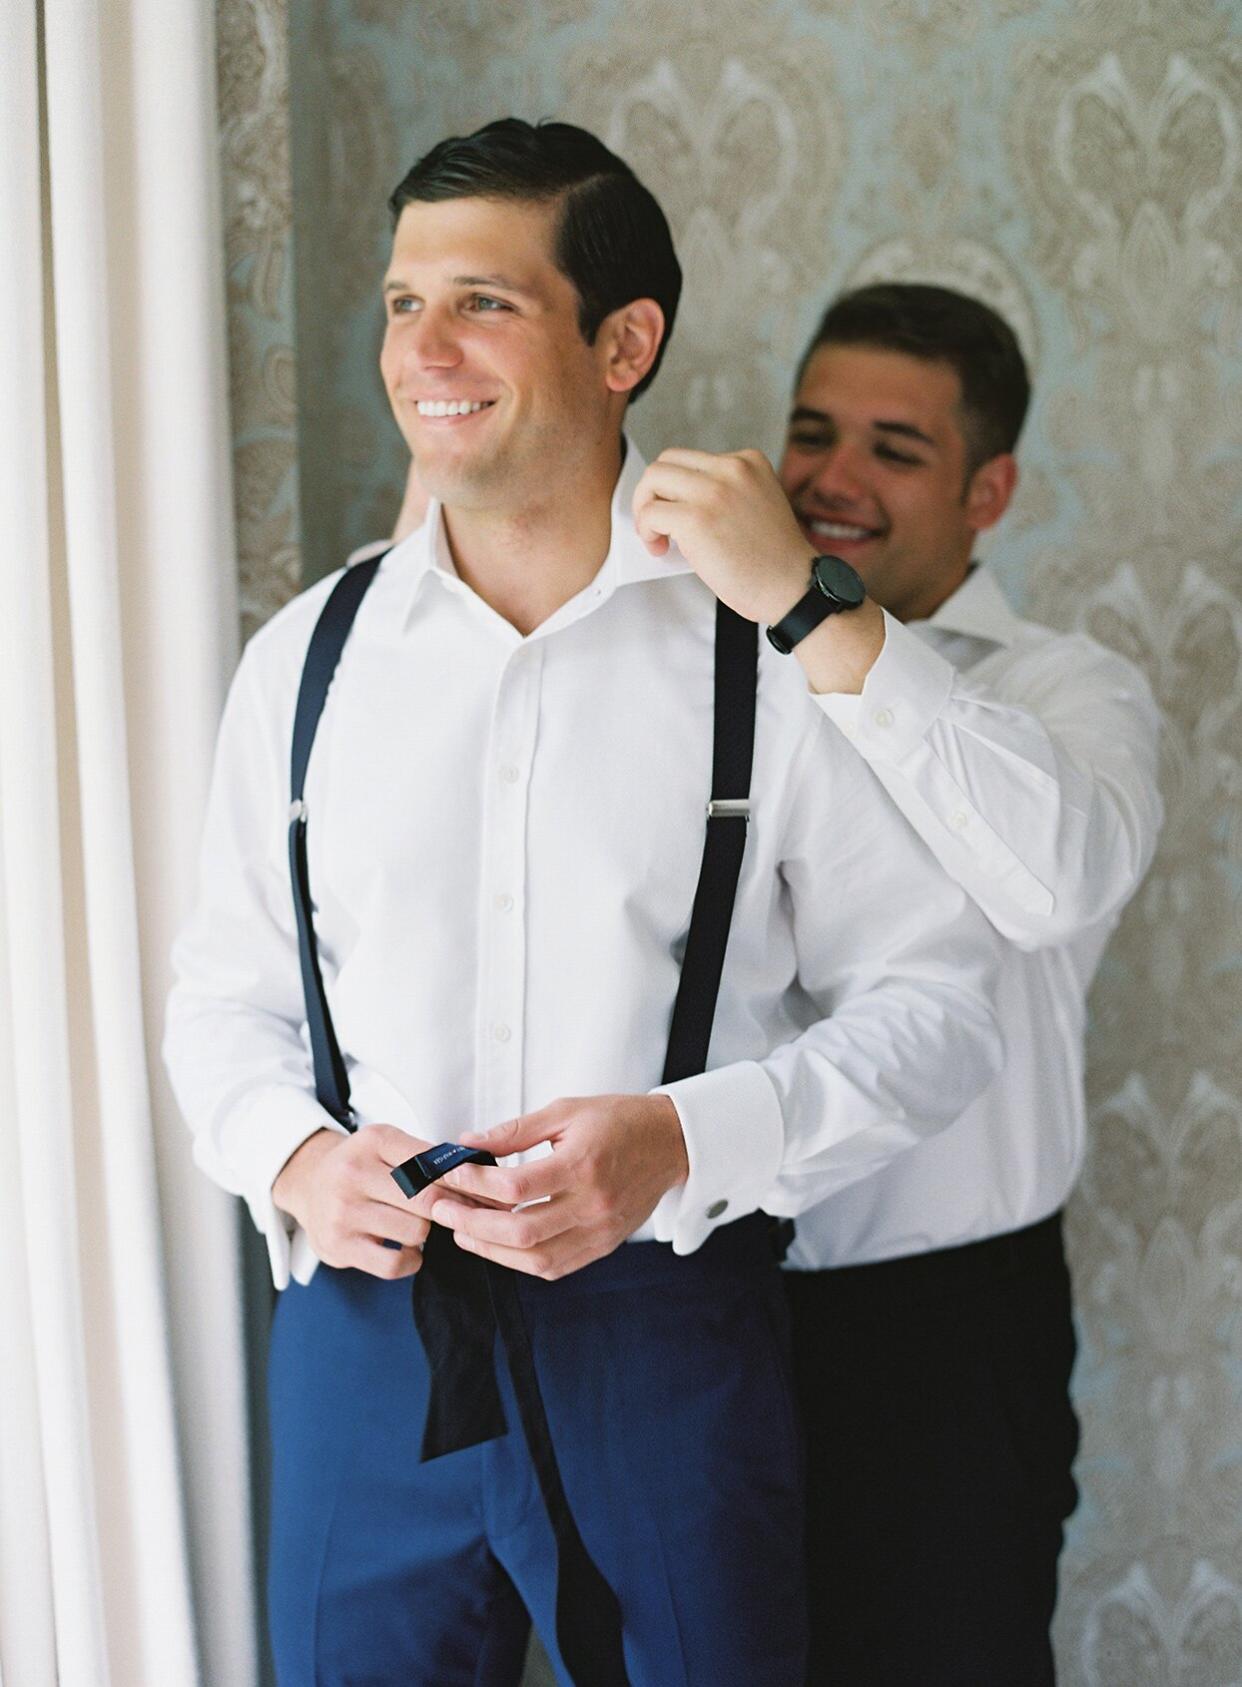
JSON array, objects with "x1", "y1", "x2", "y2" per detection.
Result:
[
  {"x1": 272, "y1": 1127, "x2": 336, "y2": 1221},
  {"x1": 652, "y1": 1093, "x2": 690, "y2": 1191},
  {"x1": 795, "y1": 595, "x2": 887, "y2": 695},
  {"x1": 759, "y1": 546, "x2": 819, "y2": 628}
]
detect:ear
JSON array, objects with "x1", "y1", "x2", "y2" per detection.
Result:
[
  {"x1": 964, "y1": 453, "x2": 1018, "y2": 534},
  {"x1": 601, "y1": 298, "x2": 666, "y2": 398}
]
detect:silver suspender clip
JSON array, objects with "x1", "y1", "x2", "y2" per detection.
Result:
[
  {"x1": 289, "y1": 798, "x2": 308, "y2": 824},
  {"x1": 707, "y1": 799, "x2": 750, "y2": 822}
]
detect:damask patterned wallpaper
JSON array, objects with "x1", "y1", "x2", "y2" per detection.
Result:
[
  {"x1": 217, "y1": 1, "x2": 1242, "y2": 1681},
  {"x1": 217, "y1": 0, "x2": 302, "y2": 640}
]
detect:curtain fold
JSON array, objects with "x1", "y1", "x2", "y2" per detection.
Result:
[{"x1": 0, "y1": 2, "x2": 257, "y2": 1682}]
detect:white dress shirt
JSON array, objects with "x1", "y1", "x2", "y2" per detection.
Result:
[
  {"x1": 793, "y1": 566, "x2": 1163, "y2": 1268},
  {"x1": 164, "y1": 446, "x2": 1002, "y2": 1288}
]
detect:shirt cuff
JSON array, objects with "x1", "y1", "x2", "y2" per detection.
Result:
[
  {"x1": 815, "y1": 610, "x2": 955, "y2": 763},
  {"x1": 212, "y1": 1085, "x2": 346, "y2": 1289},
  {"x1": 649, "y1": 1060, "x2": 784, "y2": 1254}
]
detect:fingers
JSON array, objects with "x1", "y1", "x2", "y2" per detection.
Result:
[
  {"x1": 366, "y1": 1123, "x2": 432, "y2": 1168},
  {"x1": 347, "y1": 1125, "x2": 445, "y2": 1214},
  {"x1": 361, "y1": 1200, "x2": 430, "y2": 1249},
  {"x1": 418, "y1": 1180, "x2": 519, "y2": 1212},
  {"x1": 633, "y1": 459, "x2": 713, "y2": 513},
  {"x1": 300, "y1": 1127, "x2": 438, "y2": 1266},
  {"x1": 631, "y1": 463, "x2": 697, "y2": 550},
  {"x1": 647, "y1": 447, "x2": 775, "y2": 484},
  {"x1": 354, "y1": 1237, "x2": 424, "y2": 1279},
  {"x1": 631, "y1": 458, "x2": 743, "y2": 554},
  {"x1": 459, "y1": 1104, "x2": 566, "y2": 1157},
  {"x1": 650, "y1": 446, "x2": 718, "y2": 472},
  {"x1": 429, "y1": 1193, "x2": 576, "y2": 1252},
  {"x1": 450, "y1": 1228, "x2": 602, "y2": 1282},
  {"x1": 438, "y1": 1153, "x2": 561, "y2": 1207}
]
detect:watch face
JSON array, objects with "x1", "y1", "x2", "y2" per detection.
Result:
[{"x1": 812, "y1": 553, "x2": 866, "y2": 607}]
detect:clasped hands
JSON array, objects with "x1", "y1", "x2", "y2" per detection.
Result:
[{"x1": 271, "y1": 1093, "x2": 688, "y2": 1283}]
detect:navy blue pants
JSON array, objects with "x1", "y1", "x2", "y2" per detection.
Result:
[{"x1": 268, "y1": 1221, "x2": 806, "y2": 1686}]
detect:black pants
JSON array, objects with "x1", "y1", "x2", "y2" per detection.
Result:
[{"x1": 785, "y1": 1212, "x2": 1079, "y2": 1687}]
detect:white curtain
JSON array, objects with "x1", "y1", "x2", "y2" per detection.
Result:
[{"x1": 0, "y1": 2, "x2": 258, "y2": 1683}]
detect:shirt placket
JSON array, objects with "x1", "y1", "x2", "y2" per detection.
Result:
[{"x1": 475, "y1": 641, "x2": 544, "y2": 1133}]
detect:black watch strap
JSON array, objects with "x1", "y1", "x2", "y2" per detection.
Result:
[{"x1": 766, "y1": 553, "x2": 865, "y2": 655}]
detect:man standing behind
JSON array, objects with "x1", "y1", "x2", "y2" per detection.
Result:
[
  {"x1": 634, "y1": 282, "x2": 1163, "y2": 1685},
  {"x1": 165, "y1": 134, "x2": 1005, "y2": 1687}
]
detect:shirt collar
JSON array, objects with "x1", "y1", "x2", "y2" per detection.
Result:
[
  {"x1": 915, "y1": 564, "x2": 1025, "y2": 649},
  {"x1": 390, "y1": 436, "x2": 691, "y2": 627},
  {"x1": 597, "y1": 437, "x2": 696, "y2": 593}
]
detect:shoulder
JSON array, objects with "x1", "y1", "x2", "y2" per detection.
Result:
[
  {"x1": 223, "y1": 563, "x2": 377, "y2": 752},
  {"x1": 237, "y1": 552, "x2": 398, "y2": 691},
  {"x1": 240, "y1": 566, "x2": 354, "y2": 672}
]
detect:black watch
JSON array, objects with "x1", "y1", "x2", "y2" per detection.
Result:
[{"x1": 765, "y1": 554, "x2": 866, "y2": 655}]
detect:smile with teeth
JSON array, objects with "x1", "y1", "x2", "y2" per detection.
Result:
[
  {"x1": 415, "y1": 398, "x2": 495, "y2": 417},
  {"x1": 804, "y1": 517, "x2": 881, "y2": 542}
]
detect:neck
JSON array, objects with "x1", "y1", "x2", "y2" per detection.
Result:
[
  {"x1": 898, "y1": 556, "x2": 972, "y2": 623},
  {"x1": 442, "y1": 436, "x2": 623, "y2": 636}
]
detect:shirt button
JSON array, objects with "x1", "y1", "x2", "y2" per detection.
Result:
[
  {"x1": 500, "y1": 764, "x2": 520, "y2": 784},
  {"x1": 840, "y1": 721, "x2": 857, "y2": 740},
  {"x1": 873, "y1": 707, "x2": 894, "y2": 729},
  {"x1": 951, "y1": 810, "x2": 970, "y2": 830},
  {"x1": 705, "y1": 1198, "x2": 729, "y2": 1220},
  {"x1": 493, "y1": 892, "x2": 514, "y2": 913},
  {"x1": 492, "y1": 1023, "x2": 511, "y2": 1043}
]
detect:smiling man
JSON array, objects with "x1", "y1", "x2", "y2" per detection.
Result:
[
  {"x1": 633, "y1": 282, "x2": 1163, "y2": 1685},
  {"x1": 165, "y1": 135, "x2": 1006, "y2": 1687}
]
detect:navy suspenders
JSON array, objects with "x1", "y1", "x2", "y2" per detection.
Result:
[
  {"x1": 286, "y1": 552, "x2": 758, "y2": 1686},
  {"x1": 288, "y1": 554, "x2": 384, "y2": 1124}
]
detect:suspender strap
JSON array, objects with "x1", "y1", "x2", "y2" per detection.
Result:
[
  {"x1": 286, "y1": 569, "x2": 757, "y2": 1687},
  {"x1": 662, "y1": 601, "x2": 758, "y2": 1083},
  {"x1": 287, "y1": 553, "x2": 386, "y2": 1127}
]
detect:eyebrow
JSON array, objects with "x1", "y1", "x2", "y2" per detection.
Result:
[
  {"x1": 382, "y1": 273, "x2": 539, "y2": 298},
  {"x1": 787, "y1": 405, "x2": 938, "y2": 450}
]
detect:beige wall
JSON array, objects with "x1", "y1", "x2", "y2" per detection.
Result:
[{"x1": 217, "y1": 1, "x2": 1242, "y2": 1681}]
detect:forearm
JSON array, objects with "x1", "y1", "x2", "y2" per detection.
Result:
[
  {"x1": 653, "y1": 964, "x2": 1003, "y2": 1252},
  {"x1": 814, "y1": 618, "x2": 1164, "y2": 946},
  {"x1": 791, "y1": 594, "x2": 888, "y2": 695}
]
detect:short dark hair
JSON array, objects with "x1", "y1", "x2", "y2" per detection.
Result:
[
  {"x1": 798, "y1": 282, "x2": 1031, "y2": 473},
  {"x1": 389, "y1": 118, "x2": 681, "y2": 401}
]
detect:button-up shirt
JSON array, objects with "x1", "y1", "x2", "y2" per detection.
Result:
[
  {"x1": 164, "y1": 446, "x2": 1003, "y2": 1288},
  {"x1": 794, "y1": 566, "x2": 1163, "y2": 1267}
]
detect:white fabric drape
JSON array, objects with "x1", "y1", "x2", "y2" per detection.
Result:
[{"x1": 0, "y1": 3, "x2": 258, "y2": 1683}]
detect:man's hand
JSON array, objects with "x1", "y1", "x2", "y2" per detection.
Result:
[
  {"x1": 632, "y1": 447, "x2": 886, "y2": 694},
  {"x1": 421, "y1": 1094, "x2": 689, "y2": 1280},
  {"x1": 633, "y1": 447, "x2": 814, "y2": 625},
  {"x1": 272, "y1": 1124, "x2": 440, "y2": 1279}
]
